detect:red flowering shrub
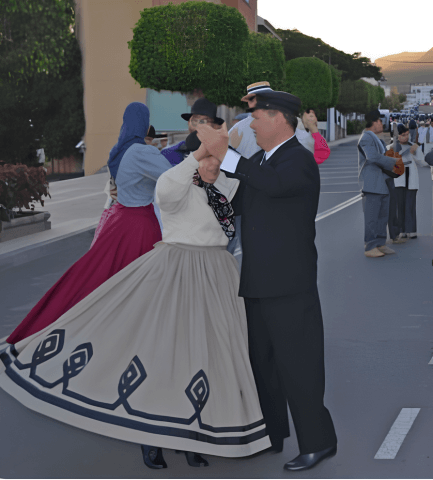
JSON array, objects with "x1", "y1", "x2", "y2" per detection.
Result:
[{"x1": 0, "y1": 164, "x2": 50, "y2": 221}]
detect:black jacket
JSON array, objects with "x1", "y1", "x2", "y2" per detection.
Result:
[{"x1": 226, "y1": 136, "x2": 320, "y2": 298}]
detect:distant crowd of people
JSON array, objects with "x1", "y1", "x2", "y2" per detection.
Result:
[{"x1": 390, "y1": 116, "x2": 433, "y2": 153}]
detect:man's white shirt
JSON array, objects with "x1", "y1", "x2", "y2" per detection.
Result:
[{"x1": 221, "y1": 134, "x2": 295, "y2": 173}]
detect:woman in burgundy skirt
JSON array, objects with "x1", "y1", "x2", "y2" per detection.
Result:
[{"x1": 7, "y1": 102, "x2": 172, "y2": 344}]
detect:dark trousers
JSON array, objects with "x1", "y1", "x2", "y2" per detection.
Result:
[
  {"x1": 395, "y1": 187, "x2": 417, "y2": 234},
  {"x1": 362, "y1": 192, "x2": 390, "y2": 251},
  {"x1": 386, "y1": 178, "x2": 399, "y2": 240},
  {"x1": 244, "y1": 289, "x2": 337, "y2": 454},
  {"x1": 409, "y1": 129, "x2": 417, "y2": 142}
]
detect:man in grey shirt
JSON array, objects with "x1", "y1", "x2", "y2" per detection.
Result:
[{"x1": 358, "y1": 110, "x2": 403, "y2": 257}]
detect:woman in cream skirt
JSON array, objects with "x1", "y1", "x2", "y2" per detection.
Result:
[{"x1": 0, "y1": 142, "x2": 270, "y2": 469}]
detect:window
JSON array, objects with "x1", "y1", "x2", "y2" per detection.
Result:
[{"x1": 146, "y1": 89, "x2": 191, "y2": 131}]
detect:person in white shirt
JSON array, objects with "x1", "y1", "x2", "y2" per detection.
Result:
[{"x1": 387, "y1": 124, "x2": 430, "y2": 239}]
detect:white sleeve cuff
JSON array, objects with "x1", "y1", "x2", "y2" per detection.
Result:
[{"x1": 220, "y1": 149, "x2": 241, "y2": 173}]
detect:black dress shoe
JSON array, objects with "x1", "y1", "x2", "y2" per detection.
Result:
[
  {"x1": 283, "y1": 445, "x2": 337, "y2": 471},
  {"x1": 141, "y1": 445, "x2": 167, "y2": 469}
]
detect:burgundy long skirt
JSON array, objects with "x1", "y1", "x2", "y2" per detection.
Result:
[{"x1": 7, "y1": 203, "x2": 161, "y2": 344}]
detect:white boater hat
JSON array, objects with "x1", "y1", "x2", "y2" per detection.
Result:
[{"x1": 241, "y1": 81, "x2": 273, "y2": 102}]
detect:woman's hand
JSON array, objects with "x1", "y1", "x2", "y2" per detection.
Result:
[
  {"x1": 110, "y1": 188, "x2": 118, "y2": 201},
  {"x1": 198, "y1": 156, "x2": 221, "y2": 184},
  {"x1": 302, "y1": 111, "x2": 319, "y2": 133}
]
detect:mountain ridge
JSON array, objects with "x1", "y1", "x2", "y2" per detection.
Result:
[{"x1": 375, "y1": 49, "x2": 433, "y2": 87}]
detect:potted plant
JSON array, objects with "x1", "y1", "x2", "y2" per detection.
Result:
[{"x1": 0, "y1": 164, "x2": 51, "y2": 242}]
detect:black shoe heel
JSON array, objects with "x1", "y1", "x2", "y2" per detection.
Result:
[
  {"x1": 185, "y1": 451, "x2": 209, "y2": 467},
  {"x1": 141, "y1": 445, "x2": 167, "y2": 469}
]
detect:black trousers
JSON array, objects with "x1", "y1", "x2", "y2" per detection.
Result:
[
  {"x1": 386, "y1": 178, "x2": 399, "y2": 240},
  {"x1": 395, "y1": 187, "x2": 417, "y2": 234},
  {"x1": 244, "y1": 289, "x2": 337, "y2": 454}
]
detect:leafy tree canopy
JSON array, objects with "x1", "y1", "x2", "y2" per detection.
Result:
[
  {"x1": 0, "y1": 0, "x2": 75, "y2": 83},
  {"x1": 380, "y1": 92, "x2": 407, "y2": 111},
  {"x1": 276, "y1": 29, "x2": 383, "y2": 82},
  {"x1": 0, "y1": 0, "x2": 85, "y2": 165}
]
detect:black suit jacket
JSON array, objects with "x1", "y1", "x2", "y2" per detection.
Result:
[{"x1": 225, "y1": 136, "x2": 320, "y2": 298}]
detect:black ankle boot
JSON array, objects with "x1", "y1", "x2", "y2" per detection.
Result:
[
  {"x1": 185, "y1": 451, "x2": 209, "y2": 467},
  {"x1": 141, "y1": 445, "x2": 167, "y2": 469},
  {"x1": 175, "y1": 450, "x2": 209, "y2": 467}
]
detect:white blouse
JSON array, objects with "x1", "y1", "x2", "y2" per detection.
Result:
[{"x1": 155, "y1": 153, "x2": 240, "y2": 247}]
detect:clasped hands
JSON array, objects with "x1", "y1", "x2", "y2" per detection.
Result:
[{"x1": 193, "y1": 122, "x2": 230, "y2": 174}]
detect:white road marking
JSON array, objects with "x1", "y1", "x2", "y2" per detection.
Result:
[
  {"x1": 429, "y1": 357, "x2": 433, "y2": 365},
  {"x1": 409, "y1": 314, "x2": 433, "y2": 317},
  {"x1": 320, "y1": 182, "x2": 360, "y2": 185},
  {"x1": 316, "y1": 194, "x2": 362, "y2": 221},
  {"x1": 374, "y1": 408, "x2": 420, "y2": 459},
  {"x1": 320, "y1": 176, "x2": 359, "y2": 179},
  {"x1": 320, "y1": 191, "x2": 361, "y2": 194},
  {"x1": 0, "y1": 335, "x2": 8, "y2": 343}
]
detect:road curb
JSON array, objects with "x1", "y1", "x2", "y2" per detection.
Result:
[
  {"x1": 0, "y1": 225, "x2": 97, "y2": 271},
  {"x1": 328, "y1": 134, "x2": 362, "y2": 147}
]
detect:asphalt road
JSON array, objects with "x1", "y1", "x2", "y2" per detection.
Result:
[{"x1": 1, "y1": 138, "x2": 432, "y2": 478}]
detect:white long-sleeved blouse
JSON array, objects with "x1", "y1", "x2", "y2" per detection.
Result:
[{"x1": 155, "y1": 153, "x2": 239, "y2": 247}]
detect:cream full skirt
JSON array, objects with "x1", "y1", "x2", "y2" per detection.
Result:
[{"x1": 0, "y1": 242, "x2": 270, "y2": 457}]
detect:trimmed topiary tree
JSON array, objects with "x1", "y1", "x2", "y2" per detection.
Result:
[
  {"x1": 243, "y1": 31, "x2": 286, "y2": 94},
  {"x1": 336, "y1": 79, "x2": 380, "y2": 115},
  {"x1": 329, "y1": 65, "x2": 342, "y2": 108},
  {"x1": 128, "y1": 1, "x2": 249, "y2": 107},
  {"x1": 285, "y1": 57, "x2": 332, "y2": 111}
]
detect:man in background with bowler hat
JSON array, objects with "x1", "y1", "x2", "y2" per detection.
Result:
[
  {"x1": 195, "y1": 89, "x2": 338, "y2": 471},
  {"x1": 160, "y1": 97, "x2": 223, "y2": 166}
]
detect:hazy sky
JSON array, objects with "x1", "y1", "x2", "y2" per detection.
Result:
[{"x1": 257, "y1": 1, "x2": 428, "y2": 63}]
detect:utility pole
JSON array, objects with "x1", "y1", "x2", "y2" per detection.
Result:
[{"x1": 327, "y1": 52, "x2": 331, "y2": 142}]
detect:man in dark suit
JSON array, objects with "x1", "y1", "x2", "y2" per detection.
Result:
[{"x1": 195, "y1": 90, "x2": 337, "y2": 471}]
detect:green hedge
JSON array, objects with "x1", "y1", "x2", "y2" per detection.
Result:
[
  {"x1": 285, "y1": 57, "x2": 332, "y2": 111},
  {"x1": 347, "y1": 119, "x2": 366, "y2": 134},
  {"x1": 243, "y1": 31, "x2": 286, "y2": 94},
  {"x1": 329, "y1": 65, "x2": 342, "y2": 108},
  {"x1": 129, "y1": 1, "x2": 249, "y2": 107},
  {"x1": 337, "y1": 79, "x2": 384, "y2": 115}
]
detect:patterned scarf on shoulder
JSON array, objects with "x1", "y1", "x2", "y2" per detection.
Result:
[{"x1": 192, "y1": 170, "x2": 235, "y2": 241}]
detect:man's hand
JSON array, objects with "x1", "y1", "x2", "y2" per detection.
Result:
[
  {"x1": 110, "y1": 188, "x2": 118, "y2": 201},
  {"x1": 196, "y1": 122, "x2": 229, "y2": 162},
  {"x1": 410, "y1": 144, "x2": 418, "y2": 154},
  {"x1": 229, "y1": 128, "x2": 243, "y2": 149}
]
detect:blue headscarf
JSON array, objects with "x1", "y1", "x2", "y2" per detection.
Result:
[{"x1": 108, "y1": 102, "x2": 150, "y2": 179}]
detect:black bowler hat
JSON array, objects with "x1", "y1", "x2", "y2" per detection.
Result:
[
  {"x1": 181, "y1": 98, "x2": 224, "y2": 125},
  {"x1": 147, "y1": 125, "x2": 156, "y2": 138},
  {"x1": 154, "y1": 132, "x2": 168, "y2": 139},
  {"x1": 246, "y1": 90, "x2": 302, "y2": 116}
]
